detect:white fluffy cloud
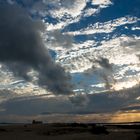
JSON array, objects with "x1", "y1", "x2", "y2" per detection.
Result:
[
  {"x1": 48, "y1": 0, "x2": 87, "y2": 19},
  {"x1": 56, "y1": 35, "x2": 140, "y2": 91},
  {"x1": 57, "y1": 36, "x2": 139, "y2": 71},
  {"x1": 91, "y1": 0, "x2": 113, "y2": 7},
  {"x1": 67, "y1": 16, "x2": 139, "y2": 35},
  {"x1": 83, "y1": 8, "x2": 100, "y2": 17}
]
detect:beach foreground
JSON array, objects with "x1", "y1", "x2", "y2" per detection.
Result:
[{"x1": 0, "y1": 123, "x2": 140, "y2": 140}]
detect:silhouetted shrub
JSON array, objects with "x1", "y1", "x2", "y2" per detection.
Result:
[
  {"x1": 0, "y1": 128, "x2": 7, "y2": 132},
  {"x1": 90, "y1": 125, "x2": 109, "y2": 135}
]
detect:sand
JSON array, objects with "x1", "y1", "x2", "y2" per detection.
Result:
[{"x1": 0, "y1": 123, "x2": 140, "y2": 140}]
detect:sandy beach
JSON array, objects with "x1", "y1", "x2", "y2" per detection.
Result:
[{"x1": 0, "y1": 123, "x2": 140, "y2": 140}]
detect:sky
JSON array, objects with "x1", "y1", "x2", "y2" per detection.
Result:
[{"x1": 0, "y1": 0, "x2": 140, "y2": 123}]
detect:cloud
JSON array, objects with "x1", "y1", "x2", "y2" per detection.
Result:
[
  {"x1": 1, "y1": 84, "x2": 140, "y2": 118},
  {"x1": 96, "y1": 57, "x2": 113, "y2": 71},
  {"x1": 121, "y1": 38, "x2": 140, "y2": 60},
  {"x1": 84, "y1": 57, "x2": 115, "y2": 89},
  {"x1": 95, "y1": 57, "x2": 115, "y2": 89},
  {"x1": 83, "y1": 8, "x2": 100, "y2": 17},
  {"x1": 67, "y1": 16, "x2": 138, "y2": 36},
  {"x1": 0, "y1": 3, "x2": 73, "y2": 95},
  {"x1": 11, "y1": 0, "x2": 87, "y2": 21},
  {"x1": 46, "y1": 29, "x2": 73, "y2": 48},
  {"x1": 69, "y1": 94, "x2": 89, "y2": 106},
  {"x1": 47, "y1": 0, "x2": 87, "y2": 19},
  {"x1": 91, "y1": 0, "x2": 112, "y2": 7}
]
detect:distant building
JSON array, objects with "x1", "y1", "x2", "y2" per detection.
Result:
[{"x1": 32, "y1": 120, "x2": 43, "y2": 124}]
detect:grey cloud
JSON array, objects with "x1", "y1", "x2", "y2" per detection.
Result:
[
  {"x1": 59, "y1": 0, "x2": 77, "y2": 8},
  {"x1": 69, "y1": 94, "x2": 89, "y2": 106},
  {"x1": 121, "y1": 39, "x2": 140, "y2": 55},
  {"x1": 0, "y1": 3, "x2": 73, "y2": 95},
  {"x1": 96, "y1": 57, "x2": 113, "y2": 71},
  {"x1": 85, "y1": 57, "x2": 115, "y2": 89},
  {"x1": 6, "y1": 0, "x2": 80, "y2": 18},
  {"x1": 6, "y1": 0, "x2": 48, "y2": 18},
  {"x1": 133, "y1": 41, "x2": 140, "y2": 60},
  {"x1": 101, "y1": 73, "x2": 112, "y2": 89},
  {"x1": 6, "y1": 0, "x2": 75, "y2": 49},
  {"x1": 7, "y1": 0, "x2": 38, "y2": 7},
  {"x1": 121, "y1": 39, "x2": 140, "y2": 61},
  {"x1": 122, "y1": 39, "x2": 140, "y2": 48},
  {"x1": 1, "y1": 85, "x2": 140, "y2": 117},
  {"x1": 47, "y1": 30, "x2": 73, "y2": 48},
  {"x1": 96, "y1": 57, "x2": 115, "y2": 89},
  {"x1": 85, "y1": 57, "x2": 113, "y2": 73}
]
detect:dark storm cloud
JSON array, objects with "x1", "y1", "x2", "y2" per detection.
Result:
[{"x1": 0, "y1": 4, "x2": 73, "y2": 95}]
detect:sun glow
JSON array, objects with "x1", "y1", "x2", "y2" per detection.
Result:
[
  {"x1": 110, "y1": 111, "x2": 140, "y2": 123},
  {"x1": 111, "y1": 80, "x2": 138, "y2": 91}
]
